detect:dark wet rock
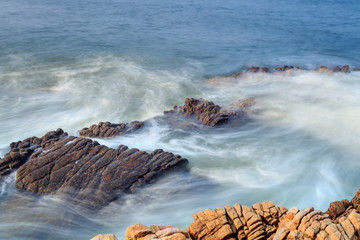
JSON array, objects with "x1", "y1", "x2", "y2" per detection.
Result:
[
  {"x1": 15, "y1": 133, "x2": 188, "y2": 209},
  {"x1": 163, "y1": 98, "x2": 254, "y2": 127},
  {"x1": 341, "y1": 65, "x2": 350, "y2": 73},
  {"x1": 325, "y1": 188, "x2": 360, "y2": 222},
  {"x1": 208, "y1": 65, "x2": 356, "y2": 85},
  {"x1": 354, "y1": 67, "x2": 360, "y2": 71},
  {"x1": 333, "y1": 66, "x2": 342, "y2": 72},
  {"x1": 351, "y1": 188, "x2": 360, "y2": 212},
  {"x1": 79, "y1": 121, "x2": 143, "y2": 138},
  {"x1": 326, "y1": 199, "x2": 352, "y2": 220},
  {"x1": 0, "y1": 128, "x2": 67, "y2": 179},
  {"x1": 245, "y1": 67, "x2": 269, "y2": 73},
  {"x1": 283, "y1": 65, "x2": 294, "y2": 71}
]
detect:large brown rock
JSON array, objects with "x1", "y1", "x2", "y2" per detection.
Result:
[
  {"x1": 163, "y1": 98, "x2": 254, "y2": 127},
  {"x1": 12, "y1": 130, "x2": 188, "y2": 209},
  {"x1": 80, "y1": 121, "x2": 143, "y2": 138}
]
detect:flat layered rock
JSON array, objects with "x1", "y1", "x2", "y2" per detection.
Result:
[
  {"x1": 163, "y1": 98, "x2": 254, "y2": 127},
  {"x1": 0, "y1": 129, "x2": 188, "y2": 209},
  {"x1": 80, "y1": 121, "x2": 144, "y2": 138}
]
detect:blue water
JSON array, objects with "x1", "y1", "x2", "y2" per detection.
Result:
[
  {"x1": 2, "y1": 0, "x2": 360, "y2": 72},
  {"x1": 1, "y1": 0, "x2": 360, "y2": 239}
]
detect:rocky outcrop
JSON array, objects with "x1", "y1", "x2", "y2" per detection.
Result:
[
  {"x1": 125, "y1": 224, "x2": 191, "y2": 240},
  {"x1": 80, "y1": 121, "x2": 144, "y2": 138},
  {"x1": 187, "y1": 190, "x2": 360, "y2": 240},
  {"x1": 14, "y1": 131, "x2": 188, "y2": 209},
  {"x1": 125, "y1": 189, "x2": 360, "y2": 240},
  {"x1": 208, "y1": 65, "x2": 359, "y2": 84},
  {"x1": 0, "y1": 128, "x2": 67, "y2": 180},
  {"x1": 163, "y1": 98, "x2": 254, "y2": 127}
]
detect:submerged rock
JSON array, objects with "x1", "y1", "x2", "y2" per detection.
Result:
[
  {"x1": 80, "y1": 121, "x2": 144, "y2": 138},
  {"x1": 126, "y1": 189, "x2": 360, "y2": 240},
  {"x1": 163, "y1": 98, "x2": 254, "y2": 127}
]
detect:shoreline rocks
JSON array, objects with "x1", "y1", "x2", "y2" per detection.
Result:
[
  {"x1": 0, "y1": 97, "x2": 254, "y2": 209},
  {"x1": 208, "y1": 64, "x2": 360, "y2": 84},
  {"x1": 123, "y1": 188, "x2": 360, "y2": 240}
]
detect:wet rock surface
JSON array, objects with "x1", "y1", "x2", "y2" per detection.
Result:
[
  {"x1": 80, "y1": 121, "x2": 144, "y2": 138},
  {"x1": 14, "y1": 132, "x2": 188, "y2": 209},
  {"x1": 163, "y1": 98, "x2": 254, "y2": 127},
  {"x1": 125, "y1": 189, "x2": 360, "y2": 240},
  {"x1": 0, "y1": 128, "x2": 67, "y2": 180}
]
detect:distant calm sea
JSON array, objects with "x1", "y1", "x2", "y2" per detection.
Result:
[{"x1": 1, "y1": 0, "x2": 360, "y2": 239}]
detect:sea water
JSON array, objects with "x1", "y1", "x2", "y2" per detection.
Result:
[{"x1": 1, "y1": 0, "x2": 360, "y2": 239}]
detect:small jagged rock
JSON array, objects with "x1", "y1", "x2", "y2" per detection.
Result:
[
  {"x1": 333, "y1": 66, "x2": 342, "y2": 72},
  {"x1": 80, "y1": 121, "x2": 143, "y2": 138},
  {"x1": 163, "y1": 98, "x2": 254, "y2": 127},
  {"x1": 125, "y1": 224, "x2": 191, "y2": 240},
  {"x1": 341, "y1": 65, "x2": 350, "y2": 73}
]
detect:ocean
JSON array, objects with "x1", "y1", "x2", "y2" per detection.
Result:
[{"x1": 1, "y1": 0, "x2": 360, "y2": 239}]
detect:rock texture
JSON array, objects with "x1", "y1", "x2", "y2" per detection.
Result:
[
  {"x1": 14, "y1": 132, "x2": 188, "y2": 209},
  {"x1": 80, "y1": 121, "x2": 144, "y2": 138},
  {"x1": 187, "y1": 191, "x2": 360, "y2": 240},
  {"x1": 125, "y1": 224, "x2": 191, "y2": 240},
  {"x1": 0, "y1": 128, "x2": 67, "y2": 180},
  {"x1": 125, "y1": 189, "x2": 360, "y2": 240},
  {"x1": 163, "y1": 98, "x2": 254, "y2": 127},
  {"x1": 0, "y1": 129, "x2": 188, "y2": 209}
]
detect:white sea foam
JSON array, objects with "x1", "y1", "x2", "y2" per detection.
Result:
[{"x1": 1, "y1": 56, "x2": 360, "y2": 239}]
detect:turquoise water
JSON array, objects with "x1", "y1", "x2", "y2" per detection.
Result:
[{"x1": 1, "y1": 0, "x2": 360, "y2": 239}]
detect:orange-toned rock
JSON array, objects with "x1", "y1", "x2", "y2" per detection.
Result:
[
  {"x1": 126, "y1": 189, "x2": 360, "y2": 240},
  {"x1": 124, "y1": 224, "x2": 191, "y2": 240}
]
